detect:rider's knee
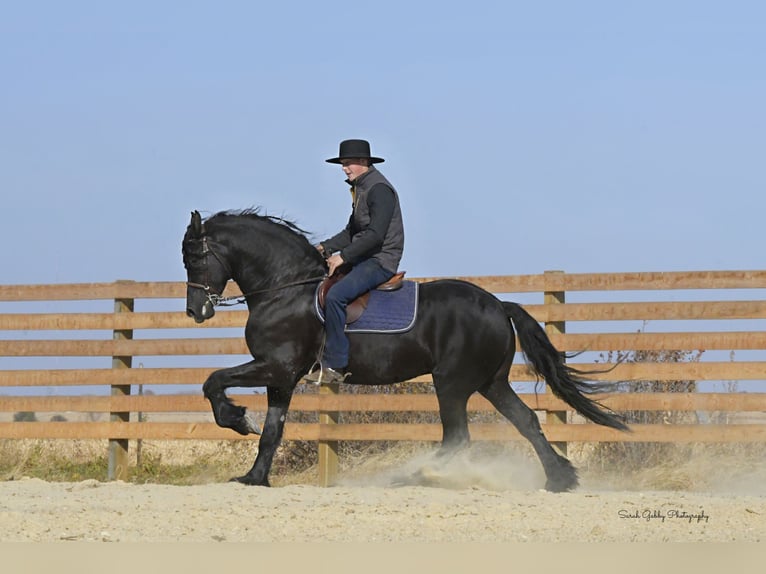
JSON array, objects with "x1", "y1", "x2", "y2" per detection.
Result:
[{"x1": 325, "y1": 287, "x2": 347, "y2": 307}]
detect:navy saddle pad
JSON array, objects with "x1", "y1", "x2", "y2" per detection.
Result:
[{"x1": 314, "y1": 280, "x2": 419, "y2": 333}]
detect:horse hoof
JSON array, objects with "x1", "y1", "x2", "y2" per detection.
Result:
[
  {"x1": 229, "y1": 475, "x2": 270, "y2": 487},
  {"x1": 544, "y1": 476, "x2": 578, "y2": 493},
  {"x1": 391, "y1": 468, "x2": 441, "y2": 487},
  {"x1": 230, "y1": 410, "x2": 261, "y2": 436},
  {"x1": 243, "y1": 410, "x2": 261, "y2": 435}
]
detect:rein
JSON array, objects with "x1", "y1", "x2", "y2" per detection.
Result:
[
  {"x1": 186, "y1": 236, "x2": 325, "y2": 307},
  {"x1": 187, "y1": 275, "x2": 326, "y2": 307}
]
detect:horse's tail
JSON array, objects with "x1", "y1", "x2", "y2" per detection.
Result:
[{"x1": 503, "y1": 301, "x2": 629, "y2": 432}]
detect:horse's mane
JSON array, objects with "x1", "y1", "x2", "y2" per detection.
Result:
[{"x1": 205, "y1": 208, "x2": 311, "y2": 238}]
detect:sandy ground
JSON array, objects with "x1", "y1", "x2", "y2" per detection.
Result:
[
  {"x1": 2, "y1": 445, "x2": 765, "y2": 543},
  {"x1": 1, "y1": 479, "x2": 764, "y2": 543}
]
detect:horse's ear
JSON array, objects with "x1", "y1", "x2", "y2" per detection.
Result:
[{"x1": 190, "y1": 210, "x2": 203, "y2": 237}]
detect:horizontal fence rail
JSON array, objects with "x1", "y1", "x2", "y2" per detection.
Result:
[{"x1": 2, "y1": 270, "x2": 766, "y2": 484}]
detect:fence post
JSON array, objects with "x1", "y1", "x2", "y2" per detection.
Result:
[
  {"x1": 544, "y1": 270, "x2": 568, "y2": 456},
  {"x1": 317, "y1": 382, "x2": 340, "y2": 486},
  {"x1": 108, "y1": 283, "x2": 134, "y2": 481}
]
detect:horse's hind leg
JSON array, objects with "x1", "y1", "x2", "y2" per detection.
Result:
[
  {"x1": 433, "y1": 380, "x2": 472, "y2": 456},
  {"x1": 479, "y1": 376, "x2": 578, "y2": 492}
]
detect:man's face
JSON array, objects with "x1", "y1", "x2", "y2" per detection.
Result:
[{"x1": 341, "y1": 158, "x2": 369, "y2": 181}]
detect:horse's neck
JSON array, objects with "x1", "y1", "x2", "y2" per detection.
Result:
[{"x1": 223, "y1": 227, "x2": 324, "y2": 294}]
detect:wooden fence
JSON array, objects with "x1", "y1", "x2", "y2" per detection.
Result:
[{"x1": 2, "y1": 270, "x2": 766, "y2": 485}]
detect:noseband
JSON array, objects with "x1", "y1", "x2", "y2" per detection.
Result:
[
  {"x1": 186, "y1": 236, "x2": 325, "y2": 307},
  {"x1": 185, "y1": 237, "x2": 233, "y2": 305}
]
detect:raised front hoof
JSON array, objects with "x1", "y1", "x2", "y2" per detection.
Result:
[
  {"x1": 230, "y1": 410, "x2": 262, "y2": 436},
  {"x1": 229, "y1": 475, "x2": 270, "y2": 487}
]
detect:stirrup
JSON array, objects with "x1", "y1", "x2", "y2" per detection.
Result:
[
  {"x1": 303, "y1": 362, "x2": 322, "y2": 385},
  {"x1": 303, "y1": 366, "x2": 350, "y2": 385}
]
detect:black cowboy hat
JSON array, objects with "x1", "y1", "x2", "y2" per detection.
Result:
[{"x1": 325, "y1": 139, "x2": 385, "y2": 164}]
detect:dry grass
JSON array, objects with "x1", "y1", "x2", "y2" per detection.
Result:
[
  {"x1": 3, "y1": 435, "x2": 766, "y2": 494},
  {"x1": 573, "y1": 440, "x2": 766, "y2": 493},
  {"x1": 0, "y1": 438, "x2": 258, "y2": 484}
]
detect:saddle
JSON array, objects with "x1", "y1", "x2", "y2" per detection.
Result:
[{"x1": 317, "y1": 271, "x2": 406, "y2": 324}]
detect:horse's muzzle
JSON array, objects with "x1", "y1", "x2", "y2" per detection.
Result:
[{"x1": 187, "y1": 300, "x2": 215, "y2": 323}]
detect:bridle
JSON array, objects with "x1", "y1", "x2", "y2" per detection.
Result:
[{"x1": 185, "y1": 236, "x2": 325, "y2": 307}]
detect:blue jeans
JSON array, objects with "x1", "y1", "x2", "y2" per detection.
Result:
[{"x1": 323, "y1": 258, "x2": 394, "y2": 369}]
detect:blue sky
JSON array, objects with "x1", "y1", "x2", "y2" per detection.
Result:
[
  {"x1": 2, "y1": 1, "x2": 764, "y2": 284},
  {"x1": 2, "y1": 1, "x2": 766, "y2": 398}
]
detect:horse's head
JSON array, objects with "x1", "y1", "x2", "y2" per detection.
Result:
[{"x1": 182, "y1": 210, "x2": 231, "y2": 323}]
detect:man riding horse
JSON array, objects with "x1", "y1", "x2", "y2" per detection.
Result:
[{"x1": 305, "y1": 139, "x2": 405, "y2": 384}]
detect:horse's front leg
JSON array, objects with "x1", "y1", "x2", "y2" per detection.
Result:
[
  {"x1": 202, "y1": 361, "x2": 268, "y2": 436},
  {"x1": 233, "y1": 385, "x2": 294, "y2": 486},
  {"x1": 201, "y1": 360, "x2": 299, "y2": 486}
]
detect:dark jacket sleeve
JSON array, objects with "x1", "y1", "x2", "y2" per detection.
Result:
[{"x1": 339, "y1": 183, "x2": 395, "y2": 264}]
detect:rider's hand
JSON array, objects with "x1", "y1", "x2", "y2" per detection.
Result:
[{"x1": 327, "y1": 253, "x2": 344, "y2": 276}]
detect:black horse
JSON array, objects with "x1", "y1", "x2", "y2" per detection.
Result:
[{"x1": 182, "y1": 209, "x2": 627, "y2": 491}]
